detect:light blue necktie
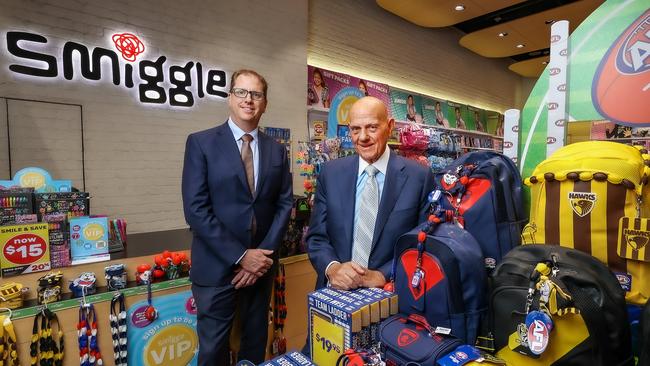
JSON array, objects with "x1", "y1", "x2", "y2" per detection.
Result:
[{"x1": 352, "y1": 165, "x2": 379, "y2": 267}]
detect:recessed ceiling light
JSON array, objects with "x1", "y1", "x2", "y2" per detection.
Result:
[
  {"x1": 498, "y1": 32, "x2": 508, "y2": 37},
  {"x1": 516, "y1": 44, "x2": 525, "y2": 48},
  {"x1": 542, "y1": 61, "x2": 549, "y2": 65},
  {"x1": 545, "y1": 20, "x2": 556, "y2": 25},
  {"x1": 454, "y1": 4, "x2": 465, "y2": 11}
]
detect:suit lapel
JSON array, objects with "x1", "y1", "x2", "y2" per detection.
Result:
[
  {"x1": 372, "y1": 152, "x2": 407, "y2": 249},
  {"x1": 256, "y1": 132, "x2": 272, "y2": 199},
  {"x1": 342, "y1": 157, "x2": 359, "y2": 257},
  {"x1": 214, "y1": 122, "x2": 250, "y2": 196}
]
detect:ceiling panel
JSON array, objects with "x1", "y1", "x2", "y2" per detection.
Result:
[
  {"x1": 376, "y1": 0, "x2": 524, "y2": 28},
  {"x1": 459, "y1": 0, "x2": 603, "y2": 57},
  {"x1": 509, "y1": 56, "x2": 550, "y2": 77}
]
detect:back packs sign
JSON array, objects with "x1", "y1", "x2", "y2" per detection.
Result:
[
  {"x1": 593, "y1": 9, "x2": 650, "y2": 125},
  {"x1": 4, "y1": 31, "x2": 228, "y2": 108}
]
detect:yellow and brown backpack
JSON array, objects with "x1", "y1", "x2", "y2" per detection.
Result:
[{"x1": 522, "y1": 141, "x2": 650, "y2": 305}]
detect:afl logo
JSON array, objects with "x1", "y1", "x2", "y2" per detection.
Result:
[
  {"x1": 512, "y1": 125, "x2": 519, "y2": 132},
  {"x1": 548, "y1": 102, "x2": 559, "y2": 110},
  {"x1": 616, "y1": 274, "x2": 631, "y2": 285},
  {"x1": 549, "y1": 68, "x2": 561, "y2": 76},
  {"x1": 546, "y1": 137, "x2": 557, "y2": 144},
  {"x1": 551, "y1": 34, "x2": 561, "y2": 43},
  {"x1": 560, "y1": 48, "x2": 568, "y2": 56},
  {"x1": 504, "y1": 141, "x2": 514, "y2": 148},
  {"x1": 557, "y1": 84, "x2": 566, "y2": 92},
  {"x1": 555, "y1": 119, "x2": 565, "y2": 127},
  {"x1": 592, "y1": 10, "x2": 650, "y2": 125}
]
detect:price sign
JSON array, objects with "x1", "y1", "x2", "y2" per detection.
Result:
[
  {"x1": 0, "y1": 223, "x2": 51, "y2": 276},
  {"x1": 311, "y1": 312, "x2": 344, "y2": 366}
]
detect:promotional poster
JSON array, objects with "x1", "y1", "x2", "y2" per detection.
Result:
[{"x1": 128, "y1": 290, "x2": 198, "y2": 366}]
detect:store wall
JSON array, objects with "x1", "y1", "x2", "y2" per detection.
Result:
[
  {"x1": 308, "y1": 0, "x2": 524, "y2": 113},
  {"x1": 0, "y1": 0, "x2": 308, "y2": 233}
]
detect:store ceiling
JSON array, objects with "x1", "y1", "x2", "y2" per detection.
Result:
[{"x1": 376, "y1": 0, "x2": 604, "y2": 78}]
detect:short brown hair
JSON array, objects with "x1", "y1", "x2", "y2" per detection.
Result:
[{"x1": 230, "y1": 69, "x2": 268, "y2": 97}]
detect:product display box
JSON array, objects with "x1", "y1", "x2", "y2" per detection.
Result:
[
  {"x1": 308, "y1": 287, "x2": 398, "y2": 366},
  {"x1": 44, "y1": 213, "x2": 70, "y2": 268},
  {"x1": 35, "y1": 192, "x2": 89, "y2": 220},
  {"x1": 258, "y1": 352, "x2": 315, "y2": 366},
  {"x1": 0, "y1": 188, "x2": 35, "y2": 225},
  {"x1": 0, "y1": 222, "x2": 51, "y2": 276},
  {"x1": 69, "y1": 216, "x2": 110, "y2": 265}
]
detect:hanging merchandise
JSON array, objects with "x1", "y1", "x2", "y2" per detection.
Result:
[
  {"x1": 37, "y1": 271, "x2": 63, "y2": 305},
  {"x1": 70, "y1": 272, "x2": 98, "y2": 298},
  {"x1": 432, "y1": 151, "x2": 526, "y2": 271},
  {"x1": 30, "y1": 308, "x2": 64, "y2": 366},
  {"x1": 135, "y1": 264, "x2": 152, "y2": 286},
  {"x1": 78, "y1": 303, "x2": 103, "y2": 366},
  {"x1": 271, "y1": 265, "x2": 287, "y2": 357},
  {"x1": 390, "y1": 212, "x2": 487, "y2": 345},
  {"x1": 522, "y1": 141, "x2": 650, "y2": 305},
  {"x1": 488, "y1": 244, "x2": 633, "y2": 365},
  {"x1": 105, "y1": 264, "x2": 127, "y2": 291},
  {"x1": 144, "y1": 272, "x2": 158, "y2": 322},
  {"x1": 0, "y1": 283, "x2": 26, "y2": 310},
  {"x1": 0, "y1": 310, "x2": 19, "y2": 366},
  {"x1": 109, "y1": 293, "x2": 127, "y2": 366}
]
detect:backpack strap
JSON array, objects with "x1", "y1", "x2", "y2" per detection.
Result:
[{"x1": 562, "y1": 280, "x2": 632, "y2": 366}]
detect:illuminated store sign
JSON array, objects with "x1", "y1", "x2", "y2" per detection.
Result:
[{"x1": 4, "y1": 31, "x2": 228, "y2": 108}]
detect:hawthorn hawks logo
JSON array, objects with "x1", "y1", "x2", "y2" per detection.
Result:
[
  {"x1": 397, "y1": 328, "x2": 419, "y2": 347},
  {"x1": 569, "y1": 192, "x2": 597, "y2": 217},
  {"x1": 592, "y1": 10, "x2": 650, "y2": 125},
  {"x1": 624, "y1": 229, "x2": 650, "y2": 251}
]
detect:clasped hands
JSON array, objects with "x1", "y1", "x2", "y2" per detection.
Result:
[
  {"x1": 326, "y1": 262, "x2": 386, "y2": 290},
  {"x1": 231, "y1": 248, "x2": 273, "y2": 289}
]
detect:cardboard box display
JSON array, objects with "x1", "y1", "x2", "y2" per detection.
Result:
[{"x1": 69, "y1": 216, "x2": 110, "y2": 265}]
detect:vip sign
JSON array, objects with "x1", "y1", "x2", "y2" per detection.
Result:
[{"x1": 4, "y1": 31, "x2": 229, "y2": 108}]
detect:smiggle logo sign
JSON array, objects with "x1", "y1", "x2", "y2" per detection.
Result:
[{"x1": 5, "y1": 31, "x2": 228, "y2": 108}]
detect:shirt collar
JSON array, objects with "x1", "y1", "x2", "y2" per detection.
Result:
[
  {"x1": 228, "y1": 118, "x2": 259, "y2": 142},
  {"x1": 358, "y1": 146, "x2": 390, "y2": 177}
]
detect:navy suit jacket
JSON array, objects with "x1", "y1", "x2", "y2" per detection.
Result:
[
  {"x1": 182, "y1": 122, "x2": 293, "y2": 287},
  {"x1": 307, "y1": 151, "x2": 434, "y2": 289}
]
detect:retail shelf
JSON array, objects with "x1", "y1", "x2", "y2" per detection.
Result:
[
  {"x1": 592, "y1": 137, "x2": 650, "y2": 141},
  {"x1": 394, "y1": 120, "x2": 503, "y2": 139},
  {"x1": 460, "y1": 146, "x2": 502, "y2": 152},
  {"x1": 6, "y1": 277, "x2": 190, "y2": 320},
  {"x1": 307, "y1": 106, "x2": 329, "y2": 113}
]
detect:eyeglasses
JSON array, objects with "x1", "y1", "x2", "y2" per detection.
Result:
[{"x1": 230, "y1": 88, "x2": 265, "y2": 101}]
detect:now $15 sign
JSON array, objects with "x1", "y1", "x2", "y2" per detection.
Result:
[{"x1": 1, "y1": 223, "x2": 51, "y2": 277}]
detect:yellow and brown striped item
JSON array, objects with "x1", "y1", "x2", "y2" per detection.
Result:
[
  {"x1": 523, "y1": 141, "x2": 650, "y2": 305},
  {"x1": 0, "y1": 283, "x2": 24, "y2": 310}
]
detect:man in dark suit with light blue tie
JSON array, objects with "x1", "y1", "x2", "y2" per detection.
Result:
[
  {"x1": 182, "y1": 69, "x2": 293, "y2": 365},
  {"x1": 307, "y1": 96, "x2": 434, "y2": 290}
]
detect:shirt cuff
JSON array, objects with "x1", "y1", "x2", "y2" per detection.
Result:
[
  {"x1": 235, "y1": 250, "x2": 248, "y2": 265},
  {"x1": 325, "y1": 261, "x2": 340, "y2": 286}
]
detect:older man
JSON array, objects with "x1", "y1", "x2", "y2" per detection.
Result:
[{"x1": 307, "y1": 96, "x2": 434, "y2": 290}]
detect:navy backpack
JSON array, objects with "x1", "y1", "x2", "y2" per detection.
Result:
[
  {"x1": 432, "y1": 151, "x2": 526, "y2": 270},
  {"x1": 391, "y1": 216, "x2": 487, "y2": 345}
]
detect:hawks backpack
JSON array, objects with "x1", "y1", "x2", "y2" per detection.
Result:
[
  {"x1": 489, "y1": 244, "x2": 633, "y2": 366},
  {"x1": 391, "y1": 215, "x2": 487, "y2": 345},
  {"x1": 522, "y1": 141, "x2": 650, "y2": 305},
  {"x1": 433, "y1": 151, "x2": 526, "y2": 270}
]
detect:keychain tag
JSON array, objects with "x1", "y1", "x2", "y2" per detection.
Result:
[
  {"x1": 617, "y1": 217, "x2": 650, "y2": 262},
  {"x1": 525, "y1": 311, "x2": 553, "y2": 355}
]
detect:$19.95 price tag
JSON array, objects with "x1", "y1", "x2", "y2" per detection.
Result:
[{"x1": 1, "y1": 224, "x2": 51, "y2": 276}]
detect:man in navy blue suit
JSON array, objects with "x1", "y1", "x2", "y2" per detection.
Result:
[
  {"x1": 307, "y1": 96, "x2": 434, "y2": 291},
  {"x1": 182, "y1": 69, "x2": 293, "y2": 365}
]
